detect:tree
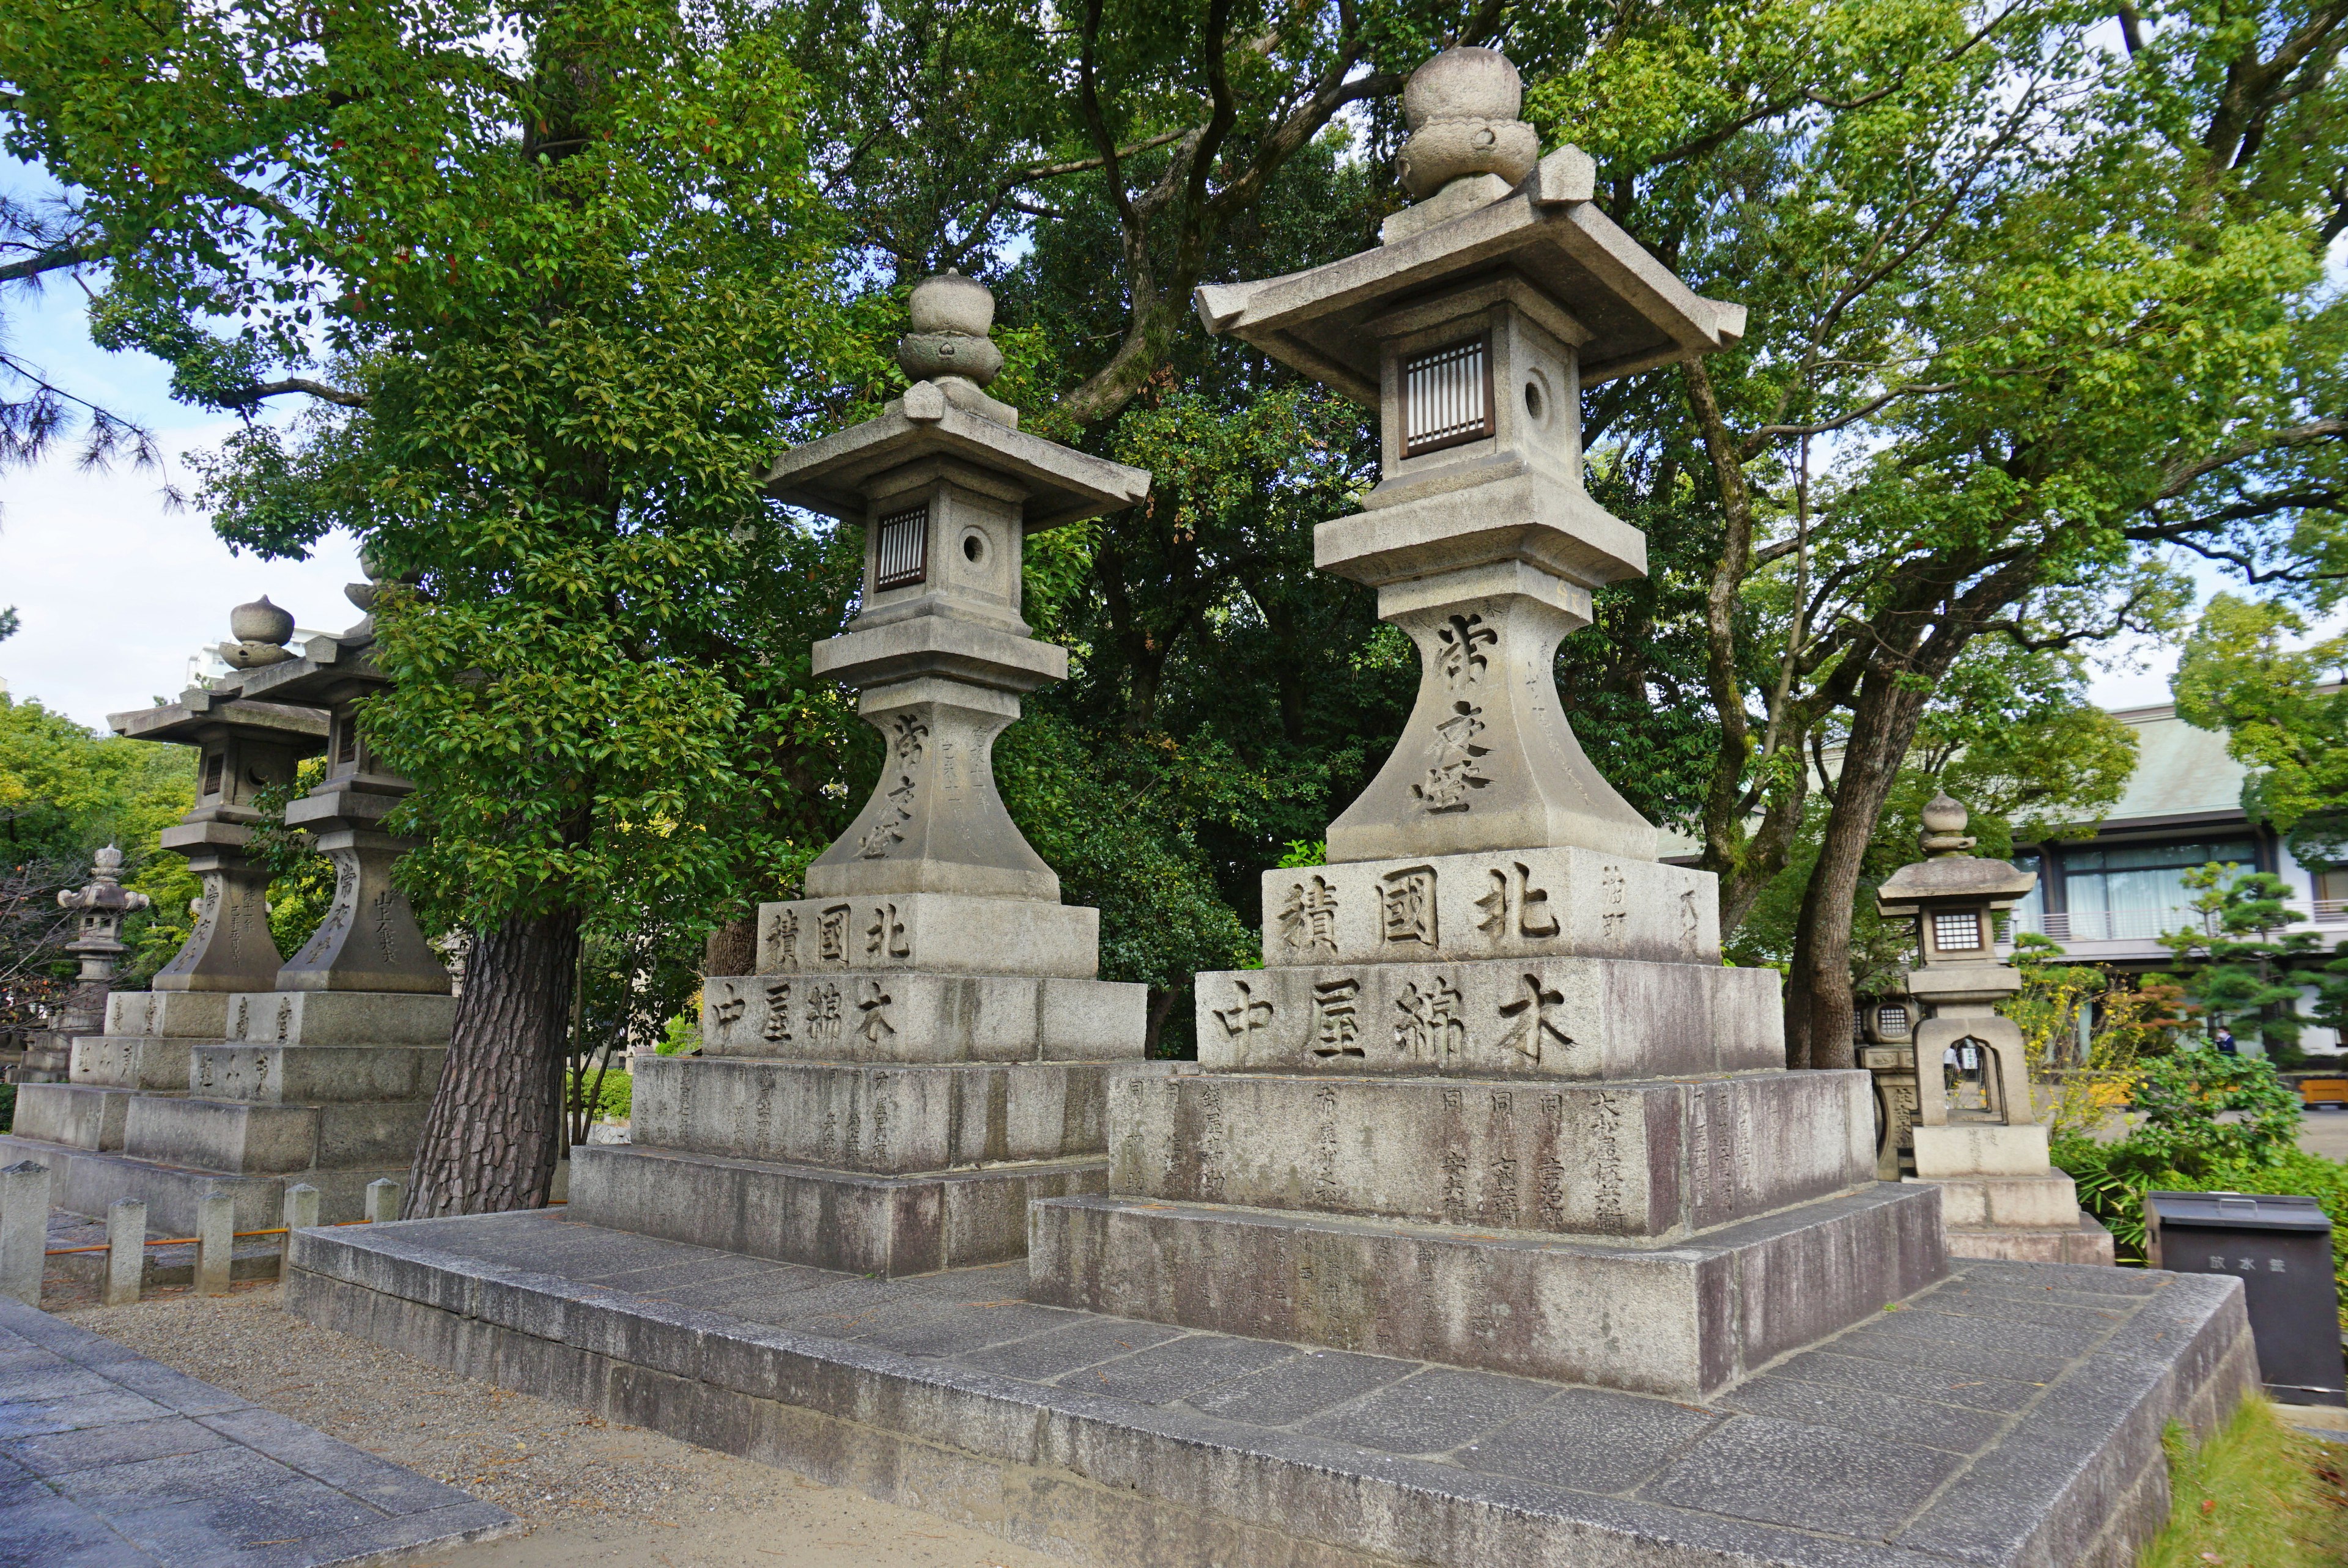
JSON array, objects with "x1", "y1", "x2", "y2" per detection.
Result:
[
  {"x1": 2173, "y1": 592, "x2": 2348, "y2": 869},
  {"x1": 2155, "y1": 862, "x2": 2333, "y2": 1062},
  {"x1": 1493, "y1": 0, "x2": 2347, "y2": 1066}
]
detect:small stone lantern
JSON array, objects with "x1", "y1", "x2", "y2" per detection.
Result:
[{"x1": 1876, "y1": 793, "x2": 2111, "y2": 1262}]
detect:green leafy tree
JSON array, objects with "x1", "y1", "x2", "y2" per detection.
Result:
[
  {"x1": 2173, "y1": 592, "x2": 2348, "y2": 870},
  {"x1": 2155, "y1": 863, "x2": 2331, "y2": 1062}
]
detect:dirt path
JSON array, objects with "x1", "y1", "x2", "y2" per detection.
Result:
[{"x1": 61, "y1": 1283, "x2": 1059, "y2": 1568}]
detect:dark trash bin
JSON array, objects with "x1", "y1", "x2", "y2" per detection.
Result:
[{"x1": 2146, "y1": 1190, "x2": 2345, "y2": 1408}]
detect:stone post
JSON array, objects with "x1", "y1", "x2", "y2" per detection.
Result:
[
  {"x1": 364, "y1": 1177, "x2": 401, "y2": 1224},
  {"x1": 1, "y1": 1159, "x2": 51, "y2": 1306},
  {"x1": 105, "y1": 1198, "x2": 146, "y2": 1306},
  {"x1": 564, "y1": 274, "x2": 1165, "y2": 1276},
  {"x1": 282, "y1": 1183, "x2": 321, "y2": 1279},
  {"x1": 195, "y1": 1190, "x2": 235, "y2": 1295},
  {"x1": 1877, "y1": 795, "x2": 2113, "y2": 1263},
  {"x1": 1026, "y1": 48, "x2": 1948, "y2": 1400}
]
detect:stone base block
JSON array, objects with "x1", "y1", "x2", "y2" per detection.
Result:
[
  {"x1": 1195, "y1": 957, "x2": 1781, "y2": 1080},
  {"x1": 630, "y1": 1055, "x2": 1151, "y2": 1173},
  {"x1": 0, "y1": 1132, "x2": 407, "y2": 1232},
  {"x1": 1912, "y1": 1122, "x2": 2050, "y2": 1178},
  {"x1": 71, "y1": 1031, "x2": 201, "y2": 1090},
  {"x1": 283, "y1": 1208, "x2": 2252, "y2": 1568},
  {"x1": 1027, "y1": 1183, "x2": 1947, "y2": 1398},
  {"x1": 1911, "y1": 1170, "x2": 2083, "y2": 1230},
  {"x1": 224, "y1": 990, "x2": 457, "y2": 1048},
  {"x1": 187, "y1": 1042, "x2": 446, "y2": 1104},
  {"x1": 1260, "y1": 848, "x2": 1720, "y2": 968},
  {"x1": 10, "y1": 1082, "x2": 142, "y2": 1150},
  {"x1": 1947, "y1": 1214, "x2": 2119, "y2": 1267},
  {"x1": 121, "y1": 1093, "x2": 432, "y2": 1176},
  {"x1": 1110, "y1": 1067, "x2": 1870, "y2": 1240},
  {"x1": 104, "y1": 989, "x2": 232, "y2": 1039},
  {"x1": 699, "y1": 971, "x2": 1146, "y2": 1064},
  {"x1": 755, "y1": 893, "x2": 1102, "y2": 979},
  {"x1": 569, "y1": 1141, "x2": 1109, "y2": 1276}
]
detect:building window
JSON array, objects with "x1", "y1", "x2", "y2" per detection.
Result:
[
  {"x1": 2058, "y1": 838, "x2": 2258, "y2": 941},
  {"x1": 874, "y1": 504, "x2": 928, "y2": 591},
  {"x1": 1401, "y1": 337, "x2": 1493, "y2": 457},
  {"x1": 2316, "y1": 867, "x2": 2348, "y2": 923},
  {"x1": 1933, "y1": 911, "x2": 1983, "y2": 952}
]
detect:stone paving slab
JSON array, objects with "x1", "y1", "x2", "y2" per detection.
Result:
[
  {"x1": 0, "y1": 1296, "x2": 515, "y2": 1568},
  {"x1": 287, "y1": 1207, "x2": 2256, "y2": 1568}
]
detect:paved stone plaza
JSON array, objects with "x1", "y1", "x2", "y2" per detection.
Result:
[
  {"x1": 0, "y1": 1295, "x2": 514, "y2": 1567},
  {"x1": 289, "y1": 1209, "x2": 2251, "y2": 1568}
]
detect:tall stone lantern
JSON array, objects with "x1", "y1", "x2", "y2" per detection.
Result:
[
  {"x1": 8, "y1": 848, "x2": 155, "y2": 1084},
  {"x1": 1025, "y1": 48, "x2": 1949, "y2": 1400},
  {"x1": 1876, "y1": 793, "x2": 2113, "y2": 1262},
  {"x1": 566, "y1": 273, "x2": 1170, "y2": 1276}
]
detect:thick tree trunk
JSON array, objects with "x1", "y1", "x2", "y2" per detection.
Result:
[
  {"x1": 1782, "y1": 671, "x2": 1932, "y2": 1071},
  {"x1": 404, "y1": 909, "x2": 583, "y2": 1217},
  {"x1": 703, "y1": 913, "x2": 757, "y2": 979}
]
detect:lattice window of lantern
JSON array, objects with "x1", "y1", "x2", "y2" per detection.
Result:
[
  {"x1": 874, "y1": 504, "x2": 929, "y2": 591},
  {"x1": 1877, "y1": 1004, "x2": 1910, "y2": 1036},
  {"x1": 1933, "y1": 911, "x2": 1984, "y2": 952},
  {"x1": 336, "y1": 718, "x2": 359, "y2": 767},
  {"x1": 1401, "y1": 337, "x2": 1493, "y2": 457},
  {"x1": 202, "y1": 750, "x2": 226, "y2": 797}
]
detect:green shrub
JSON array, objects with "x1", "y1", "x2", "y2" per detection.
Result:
[{"x1": 565, "y1": 1067, "x2": 632, "y2": 1123}]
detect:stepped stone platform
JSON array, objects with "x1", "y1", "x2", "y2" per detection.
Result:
[
  {"x1": 0, "y1": 1295, "x2": 514, "y2": 1566},
  {"x1": 287, "y1": 1208, "x2": 2253, "y2": 1568}
]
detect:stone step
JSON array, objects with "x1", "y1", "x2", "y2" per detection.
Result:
[
  {"x1": 1258, "y1": 847, "x2": 1718, "y2": 968},
  {"x1": 630, "y1": 1055, "x2": 1176, "y2": 1174},
  {"x1": 568, "y1": 1141, "x2": 1108, "y2": 1276},
  {"x1": 121, "y1": 1092, "x2": 432, "y2": 1176},
  {"x1": 1109, "y1": 1067, "x2": 1872, "y2": 1240},
  {"x1": 755, "y1": 892, "x2": 1101, "y2": 978},
  {"x1": 223, "y1": 990, "x2": 456, "y2": 1047},
  {"x1": 188, "y1": 1042, "x2": 445, "y2": 1104},
  {"x1": 1027, "y1": 1184, "x2": 1947, "y2": 1399},
  {"x1": 10, "y1": 1083, "x2": 168, "y2": 1150},
  {"x1": 1943, "y1": 1213, "x2": 2119, "y2": 1266},
  {"x1": 105, "y1": 989, "x2": 234, "y2": 1039},
  {"x1": 1195, "y1": 955, "x2": 1781, "y2": 1080},
  {"x1": 1908, "y1": 1170, "x2": 2085, "y2": 1230},
  {"x1": 700, "y1": 970, "x2": 1146, "y2": 1063},
  {"x1": 0, "y1": 1131, "x2": 405, "y2": 1232},
  {"x1": 71, "y1": 1031, "x2": 204, "y2": 1090}
]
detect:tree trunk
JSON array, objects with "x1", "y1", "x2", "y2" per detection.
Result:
[
  {"x1": 1782, "y1": 669, "x2": 1932, "y2": 1071},
  {"x1": 703, "y1": 913, "x2": 757, "y2": 979},
  {"x1": 405, "y1": 909, "x2": 583, "y2": 1217}
]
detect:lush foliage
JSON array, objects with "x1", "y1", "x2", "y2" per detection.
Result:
[{"x1": 2176, "y1": 594, "x2": 2348, "y2": 870}]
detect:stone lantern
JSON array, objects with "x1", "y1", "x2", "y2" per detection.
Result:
[
  {"x1": 1024, "y1": 48, "x2": 1947, "y2": 1400},
  {"x1": 1876, "y1": 793, "x2": 2112, "y2": 1262},
  {"x1": 564, "y1": 273, "x2": 1169, "y2": 1276},
  {"x1": 8, "y1": 848, "x2": 155, "y2": 1084}
]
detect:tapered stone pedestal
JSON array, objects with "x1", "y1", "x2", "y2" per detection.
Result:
[{"x1": 569, "y1": 272, "x2": 1159, "y2": 1278}]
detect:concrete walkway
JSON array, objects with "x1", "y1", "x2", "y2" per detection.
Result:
[{"x1": 0, "y1": 1296, "x2": 514, "y2": 1567}]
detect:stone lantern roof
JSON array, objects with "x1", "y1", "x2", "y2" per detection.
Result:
[{"x1": 764, "y1": 272, "x2": 1148, "y2": 530}]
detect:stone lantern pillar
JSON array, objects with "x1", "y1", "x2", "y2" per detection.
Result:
[
  {"x1": 566, "y1": 273, "x2": 1171, "y2": 1276},
  {"x1": 1876, "y1": 793, "x2": 2113, "y2": 1262},
  {"x1": 1024, "y1": 48, "x2": 1947, "y2": 1400},
  {"x1": 9, "y1": 849, "x2": 155, "y2": 1084}
]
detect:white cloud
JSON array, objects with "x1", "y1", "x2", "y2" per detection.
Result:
[{"x1": 0, "y1": 432, "x2": 366, "y2": 729}]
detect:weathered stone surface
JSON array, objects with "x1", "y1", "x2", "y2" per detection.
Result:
[
  {"x1": 69, "y1": 1033, "x2": 196, "y2": 1092},
  {"x1": 1193, "y1": 956, "x2": 1781, "y2": 1080},
  {"x1": 1911, "y1": 1122, "x2": 2051, "y2": 1179},
  {"x1": 0, "y1": 1138, "x2": 399, "y2": 1232},
  {"x1": 221, "y1": 989, "x2": 456, "y2": 1048},
  {"x1": 119, "y1": 1095, "x2": 432, "y2": 1177},
  {"x1": 1941, "y1": 1215, "x2": 2119, "y2": 1267},
  {"x1": 281, "y1": 1210, "x2": 2253, "y2": 1568},
  {"x1": 1916, "y1": 1171, "x2": 2083, "y2": 1231},
  {"x1": 9, "y1": 1085, "x2": 133, "y2": 1152},
  {"x1": 755, "y1": 892, "x2": 1102, "y2": 978},
  {"x1": 103, "y1": 990, "x2": 232, "y2": 1040},
  {"x1": 628, "y1": 1055, "x2": 1123, "y2": 1174},
  {"x1": 700, "y1": 970, "x2": 1146, "y2": 1064},
  {"x1": 1107, "y1": 1067, "x2": 1870, "y2": 1239},
  {"x1": 186, "y1": 1043, "x2": 445, "y2": 1105},
  {"x1": 1027, "y1": 1184, "x2": 1947, "y2": 1397},
  {"x1": 1257, "y1": 848, "x2": 1719, "y2": 968},
  {"x1": 567, "y1": 1143, "x2": 1110, "y2": 1276}
]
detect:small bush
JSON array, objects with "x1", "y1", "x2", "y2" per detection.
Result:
[{"x1": 565, "y1": 1067, "x2": 631, "y2": 1123}]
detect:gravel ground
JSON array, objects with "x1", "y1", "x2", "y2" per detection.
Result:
[{"x1": 59, "y1": 1282, "x2": 1060, "y2": 1568}]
